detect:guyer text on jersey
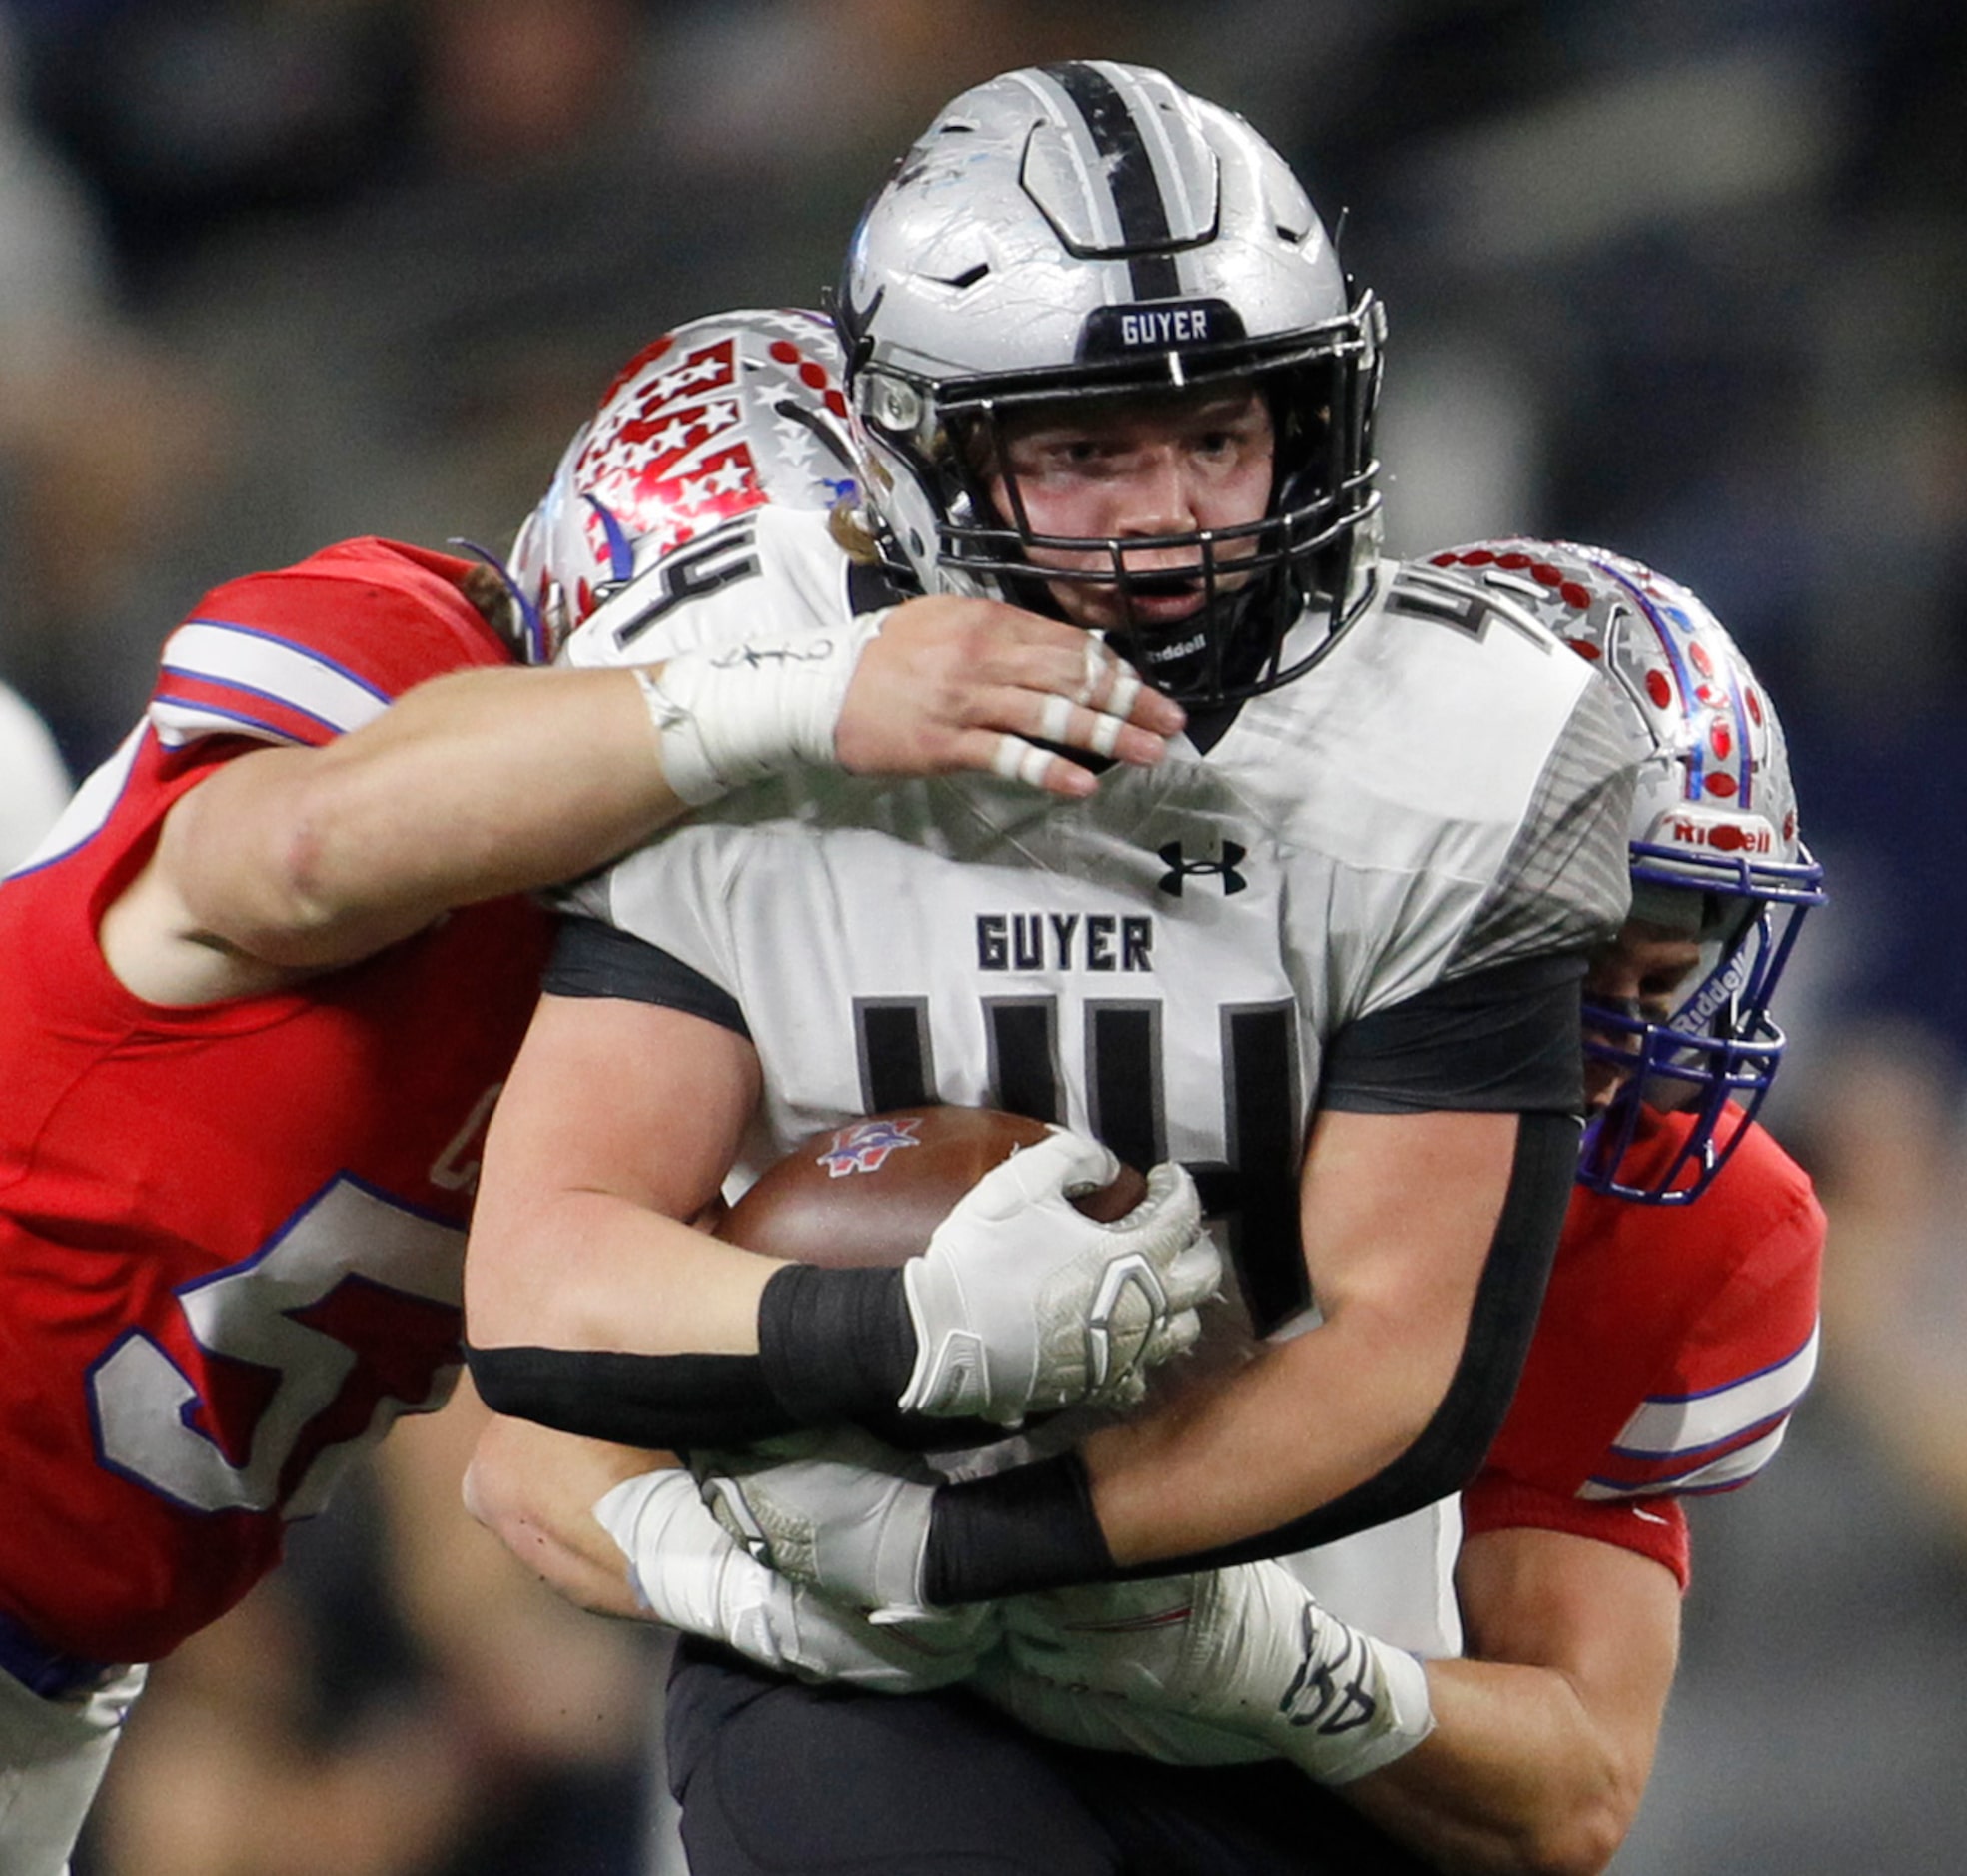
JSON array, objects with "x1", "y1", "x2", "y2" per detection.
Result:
[{"x1": 976, "y1": 912, "x2": 1154, "y2": 973}]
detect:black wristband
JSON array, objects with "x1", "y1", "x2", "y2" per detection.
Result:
[
  {"x1": 755, "y1": 1264, "x2": 917, "y2": 1424},
  {"x1": 465, "y1": 1341, "x2": 795, "y2": 1449},
  {"x1": 923, "y1": 1450, "x2": 1114, "y2": 1603}
]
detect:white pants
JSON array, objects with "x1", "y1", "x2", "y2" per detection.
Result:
[{"x1": 0, "y1": 1659, "x2": 146, "y2": 1876}]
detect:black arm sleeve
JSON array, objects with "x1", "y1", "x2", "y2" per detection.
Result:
[
  {"x1": 467, "y1": 1264, "x2": 923, "y2": 1451},
  {"x1": 922, "y1": 1108, "x2": 1580, "y2": 1603},
  {"x1": 1319, "y1": 951, "x2": 1586, "y2": 1116},
  {"x1": 544, "y1": 913, "x2": 750, "y2": 1034},
  {"x1": 465, "y1": 1265, "x2": 921, "y2": 1450},
  {"x1": 466, "y1": 1342, "x2": 795, "y2": 1450}
]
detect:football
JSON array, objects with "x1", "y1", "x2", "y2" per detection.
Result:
[{"x1": 715, "y1": 1106, "x2": 1148, "y2": 1267}]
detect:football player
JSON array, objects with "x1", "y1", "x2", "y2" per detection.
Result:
[
  {"x1": 0, "y1": 311, "x2": 1181, "y2": 1876},
  {"x1": 459, "y1": 60, "x2": 1640, "y2": 1865},
  {"x1": 956, "y1": 540, "x2": 1829, "y2": 1873},
  {"x1": 574, "y1": 542, "x2": 1826, "y2": 1874}
]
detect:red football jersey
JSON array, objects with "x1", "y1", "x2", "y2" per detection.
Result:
[
  {"x1": 1463, "y1": 1106, "x2": 1825, "y2": 1586},
  {"x1": 0, "y1": 540, "x2": 552, "y2": 1664}
]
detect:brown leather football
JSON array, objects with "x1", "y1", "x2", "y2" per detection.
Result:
[{"x1": 715, "y1": 1106, "x2": 1148, "y2": 1268}]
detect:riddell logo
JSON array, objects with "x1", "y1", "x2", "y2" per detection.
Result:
[
  {"x1": 1674, "y1": 954, "x2": 1751, "y2": 1033},
  {"x1": 1668, "y1": 818, "x2": 1772, "y2": 855}
]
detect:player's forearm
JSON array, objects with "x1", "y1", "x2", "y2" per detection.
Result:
[
  {"x1": 925, "y1": 1117, "x2": 1570, "y2": 1602},
  {"x1": 1078, "y1": 1107, "x2": 1554, "y2": 1568},
  {"x1": 1081, "y1": 1311, "x2": 1448, "y2": 1565},
  {"x1": 467, "y1": 1196, "x2": 934, "y2": 1453},
  {"x1": 918, "y1": 1316, "x2": 1457, "y2": 1609},
  {"x1": 1334, "y1": 1528, "x2": 1679, "y2": 1875},
  {"x1": 466, "y1": 996, "x2": 898, "y2": 1451},
  {"x1": 1340, "y1": 1657, "x2": 1646, "y2": 1876},
  {"x1": 176, "y1": 665, "x2": 680, "y2": 966},
  {"x1": 463, "y1": 1412, "x2": 667, "y2": 1621},
  {"x1": 1117, "y1": 1108, "x2": 1572, "y2": 1567},
  {"x1": 468, "y1": 1187, "x2": 780, "y2": 1357}
]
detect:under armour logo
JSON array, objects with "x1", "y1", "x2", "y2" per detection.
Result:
[{"x1": 1157, "y1": 840, "x2": 1248, "y2": 897}]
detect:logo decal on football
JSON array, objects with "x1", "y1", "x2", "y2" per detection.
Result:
[
  {"x1": 816, "y1": 1117, "x2": 923, "y2": 1177},
  {"x1": 718, "y1": 1107, "x2": 1146, "y2": 1270}
]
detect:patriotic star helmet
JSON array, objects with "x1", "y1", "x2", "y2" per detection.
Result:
[
  {"x1": 835, "y1": 59, "x2": 1385, "y2": 706},
  {"x1": 505, "y1": 307, "x2": 856, "y2": 662},
  {"x1": 1421, "y1": 539, "x2": 1826, "y2": 1203}
]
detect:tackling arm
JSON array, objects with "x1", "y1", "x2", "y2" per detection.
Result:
[
  {"x1": 989, "y1": 1518, "x2": 1677, "y2": 1876},
  {"x1": 1083, "y1": 1106, "x2": 1534, "y2": 1565},
  {"x1": 106, "y1": 667, "x2": 691, "y2": 1000},
  {"x1": 456, "y1": 1398, "x2": 661, "y2": 1623},
  {"x1": 464, "y1": 994, "x2": 774, "y2": 1364},
  {"x1": 101, "y1": 595, "x2": 1182, "y2": 1005},
  {"x1": 1341, "y1": 1526, "x2": 1680, "y2": 1876}
]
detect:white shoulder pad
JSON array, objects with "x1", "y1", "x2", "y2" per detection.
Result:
[
  {"x1": 560, "y1": 508, "x2": 858, "y2": 671},
  {"x1": 1225, "y1": 559, "x2": 1637, "y2": 1016}
]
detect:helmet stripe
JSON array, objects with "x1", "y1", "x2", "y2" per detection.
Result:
[
  {"x1": 1585, "y1": 550, "x2": 1714, "y2": 806},
  {"x1": 1040, "y1": 61, "x2": 1183, "y2": 301}
]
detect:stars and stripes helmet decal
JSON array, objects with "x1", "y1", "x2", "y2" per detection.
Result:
[{"x1": 505, "y1": 308, "x2": 856, "y2": 662}]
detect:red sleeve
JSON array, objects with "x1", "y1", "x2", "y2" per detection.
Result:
[
  {"x1": 147, "y1": 538, "x2": 509, "y2": 753},
  {"x1": 1474, "y1": 1112, "x2": 1824, "y2": 1575},
  {"x1": 1462, "y1": 1474, "x2": 1691, "y2": 1587}
]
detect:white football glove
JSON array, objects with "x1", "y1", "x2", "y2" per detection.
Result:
[
  {"x1": 997, "y1": 1562, "x2": 1435, "y2": 1785},
  {"x1": 899, "y1": 1128, "x2": 1218, "y2": 1425},
  {"x1": 972, "y1": 1577, "x2": 1272, "y2": 1767},
  {"x1": 596, "y1": 1465, "x2": 992, "y2": 1691},
  {"x1": 692, "y1": 1428, "x2": 940, "y2": 1617}
]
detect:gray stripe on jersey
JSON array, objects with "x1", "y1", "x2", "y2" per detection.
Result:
[{"x1": 1448, "y1": 672, "x2": 1636, "y2": 980}]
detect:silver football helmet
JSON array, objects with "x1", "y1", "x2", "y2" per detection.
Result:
[
  {"x1": 505, "y1": 308, "x2": 856, "y2": 661},
  {"x1": 1416, "y1": 539, "x2": 1825, "y2": 1203},
  {"x1": 835, "y1": 60, "x2": 1385, "y2": 706}
]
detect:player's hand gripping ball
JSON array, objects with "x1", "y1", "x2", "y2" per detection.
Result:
[{"x1": 720, "y1": 1107, "x2": 1217, "y2": 1425}]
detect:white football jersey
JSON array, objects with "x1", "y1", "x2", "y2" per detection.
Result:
[
  {"x1": 560, "y1": 505, "x2": 1637, "y2": 1656},
  {"x1": 564, "y1": 506, "x2": 1632, "y2": 1316}
]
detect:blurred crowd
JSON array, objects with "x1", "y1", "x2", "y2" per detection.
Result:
[{"x1": 1, "y1": 2, "x2": 1962, "y2": 1871}]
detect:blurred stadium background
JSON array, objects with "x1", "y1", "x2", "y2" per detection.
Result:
[{"x1": 2, "y1": 2, "x2": 1962, "y2": 1871}]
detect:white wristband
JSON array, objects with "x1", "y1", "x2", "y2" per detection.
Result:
[
  {"x1": 635, "y1": 609, "x2": 889, "y2": 806},
  {"x1": 1277, "y1": 1631, "x2": 1435, "y2": 1785},
  {"x1": 994, "y1": 1566, "x2": 1435, "y2": 1785}
]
